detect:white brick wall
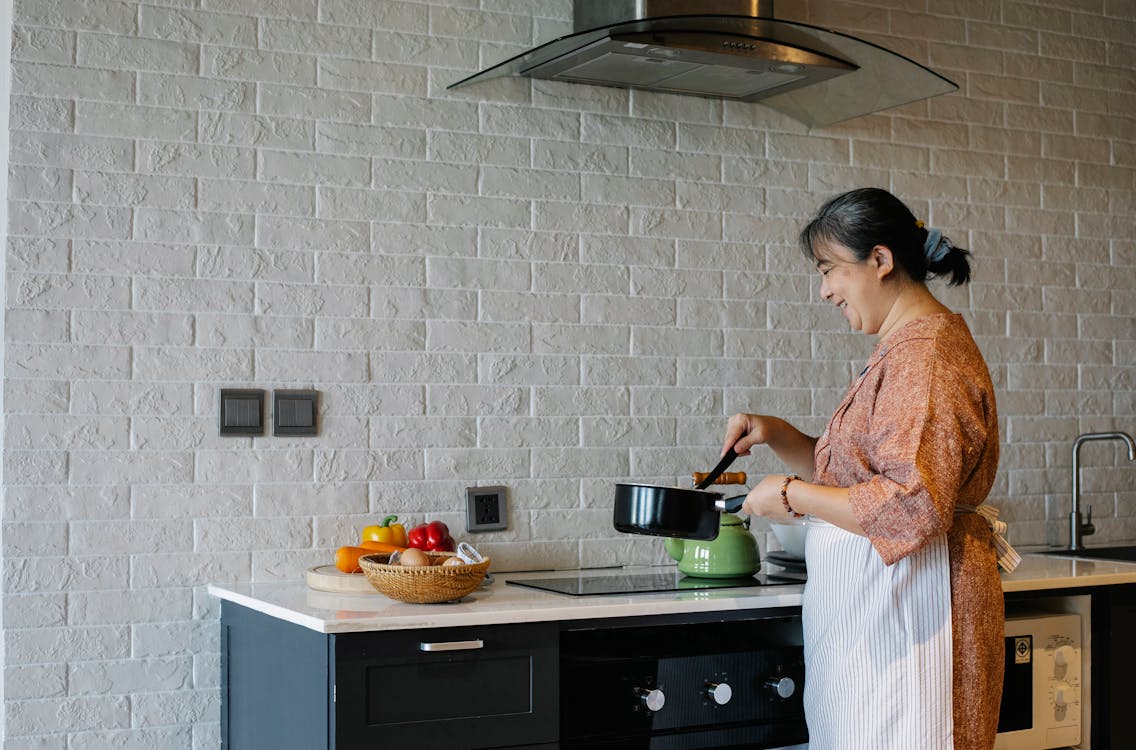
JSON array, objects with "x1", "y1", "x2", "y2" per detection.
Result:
[{"x1": 2, "y1": 0, "x2": 1135, "y2": 745}]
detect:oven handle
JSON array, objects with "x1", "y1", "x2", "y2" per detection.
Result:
[{"x1": 418, "y1": 639, "x2": 484, "y2": 652}]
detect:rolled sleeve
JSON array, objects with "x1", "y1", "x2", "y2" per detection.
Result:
[{"x1": 849, "y1": 353, "x2": 976, "y2": 565}]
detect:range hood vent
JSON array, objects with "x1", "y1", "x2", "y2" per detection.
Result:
[{"x1": 448, "y1": 1, "x2": 958, "y2": 128}]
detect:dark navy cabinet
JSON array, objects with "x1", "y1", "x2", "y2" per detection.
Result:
[
  {"x1": 220, "y1": 601, "x2": 559, "y2": 749},
  {"x1": 1092, "y1": 583, "x2": 1136, "y2": 750},
  {"x1": 224, "y1": 580, "x2": 1136, "y2": 749}
]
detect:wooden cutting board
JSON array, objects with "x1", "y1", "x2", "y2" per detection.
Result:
[{"x1": 306, "y1": 565, "x2": 378, "y2": 594}]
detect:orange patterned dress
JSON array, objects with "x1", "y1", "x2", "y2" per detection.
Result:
[{"x1": 809, "y1": 313, "x2": 1004, "y2": 750}]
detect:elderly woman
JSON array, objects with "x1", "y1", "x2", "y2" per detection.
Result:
[{"x1": 721, "y1": 188, "x2": 1016, "y2": 750}]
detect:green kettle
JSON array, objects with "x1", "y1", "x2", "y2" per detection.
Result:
[{"x1": 664, "y1": 513, "x2": 760, "y2": 578}]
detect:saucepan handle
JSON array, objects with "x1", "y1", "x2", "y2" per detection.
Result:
[{"x1": 713, "y1": 495, "x2": 747, "y2": 513}]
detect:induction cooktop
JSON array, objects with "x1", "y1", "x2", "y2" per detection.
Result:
[{"x1": 505, "y1": 570, "x2": 805, "y2": 597}]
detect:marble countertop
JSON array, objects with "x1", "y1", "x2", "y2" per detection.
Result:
[{"x1": 208, "y1": 553, "x2": 1136, "y2": 635}]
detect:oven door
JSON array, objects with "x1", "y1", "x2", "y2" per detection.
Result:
[
  {"x1": 995, "y1": 613, "x2": 1082, "y2": 750},
  {"x1": 561, "y1": 616, "x2": 808, "y2": 750}
]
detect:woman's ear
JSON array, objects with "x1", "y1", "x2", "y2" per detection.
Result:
[{"x1": 871, "y1": 244, "x2": 895, "y2": 280}]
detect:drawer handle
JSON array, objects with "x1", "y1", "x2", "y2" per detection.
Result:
[{"x1": 418, "y1": 639, "x2": 484, "y2": 652}]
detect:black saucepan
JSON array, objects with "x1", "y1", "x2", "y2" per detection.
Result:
[{"x1": 613, "y1": 449, "x2": 748, "y2": 540}]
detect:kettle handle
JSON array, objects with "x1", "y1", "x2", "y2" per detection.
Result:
[
  {"x1": 693, "y1": 471, "x2": 747, "y2": 486},
  {"x1": 694, "y1": 449, "x2": 738, "y2": 489}
]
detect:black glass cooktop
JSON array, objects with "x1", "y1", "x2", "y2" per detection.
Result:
[{"x1": 506, "y1": 570, "x2": 805, "y2": 597}]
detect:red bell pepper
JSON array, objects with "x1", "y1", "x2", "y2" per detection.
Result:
[{"x1": 407, "y1": 520, "x2": 455, "y2": 552}]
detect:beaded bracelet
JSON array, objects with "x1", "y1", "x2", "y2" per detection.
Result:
[{"x1": 780, "y1": 474, "x2": 804, "y2": 518}]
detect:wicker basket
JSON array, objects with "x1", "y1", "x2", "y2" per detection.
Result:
[{"x1": 359, "y1": 551, "x2": 491, "y2": 603}]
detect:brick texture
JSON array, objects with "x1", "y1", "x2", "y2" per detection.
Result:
[{"x1": 2, "y1": 0, "x2": 1135, "y2": 745}]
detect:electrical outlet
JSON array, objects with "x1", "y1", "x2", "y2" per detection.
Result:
[{"x1": 466, "y1": 485, "x2": 508, "y2": 532}]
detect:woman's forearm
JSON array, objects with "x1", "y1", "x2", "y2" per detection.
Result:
[
  {"x1": 786, "y1": 481, "x2": 866, "y2": 537},
  {"x1": 762, "y1": 418, "x2": 820, "y2": 480}
]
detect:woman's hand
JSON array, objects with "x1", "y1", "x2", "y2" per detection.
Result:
[
  {"x1": 742, "y1": 474, "x2": 797, "y2": 520},
  {"x1": 743, "y1": 476, "x2": 867, "y2": 537},
  {"x1": 721, "y1": 412, "x2": 778, "y2": 457},
  {"x1": 720, "y1": 413, "x2": 819, "y2": 481}
]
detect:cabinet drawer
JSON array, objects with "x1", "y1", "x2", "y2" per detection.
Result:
[{"x1": 333, "y1": 622, "x2": 558, "y2": 749}]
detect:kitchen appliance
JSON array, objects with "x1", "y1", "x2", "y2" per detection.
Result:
[
  {"x1": 613, "y1": 448, "x2": 746, "y2": 540},
  {"x1": 506, "y1": 569, "x2": 802, "y2": 596},
  {"x1": 560, "y1": 614, "x2": 808, "y2": 748},
  {"x1": 995, "y1": 611, "x2": 1083, "y2": 750},
  {"x1": 448, "y1": 0, "x2": 958, "y2": 128},
  {"x1": 615, "y1": 452, "x2": 764, "y2": 577},
  {"x1": 614, "y1": 481, "x2": 747, "y2": 539},
  {"x1": 665, "y1": 512, "x2": 761, "y2": 577},
  {"x1": 615, "y1": 451, "x2": 763, "y2": 577}
]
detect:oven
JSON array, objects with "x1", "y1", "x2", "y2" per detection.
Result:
[
  {"x1": 559, "y1": 614, "x2": 808, "y2": 749},
  {"x1": 995, "y1": 611, "x2": 1083, "y2": 750}
]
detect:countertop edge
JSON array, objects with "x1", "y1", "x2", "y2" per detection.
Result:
[
  {"x1": 209, "y1": 584, "x2": 331, "y2": 632},
  {"x1": 1001, "y1": 571, "x2": 1136, "y2": 592},
  {"x1": 209, "y1": 555, "x2": 1136, "y2": 634},
  {"x1": 208, "y1": 580, "x2": 807, "y2": 634}
]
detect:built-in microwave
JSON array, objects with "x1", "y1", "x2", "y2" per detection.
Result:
[{"x1": 994, "y1": 611, "x2": 1083, "y2": 750}]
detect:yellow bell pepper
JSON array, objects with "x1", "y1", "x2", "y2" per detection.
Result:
[{"x1": 362, "y1": 515, "x2": 408, "y2": 547}]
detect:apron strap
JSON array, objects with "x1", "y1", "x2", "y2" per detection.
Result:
[{"x1": 957, "y1": 503, "x2": 1021, "y2": 572}]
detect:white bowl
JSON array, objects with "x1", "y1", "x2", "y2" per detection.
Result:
[{"x1": 770, "y1": 520, "x2": 808, "y2": 559}]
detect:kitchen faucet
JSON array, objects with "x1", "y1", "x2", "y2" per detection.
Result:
[{"x1": 1069, "y1": 431, "x2": 1136, "y2": 551}]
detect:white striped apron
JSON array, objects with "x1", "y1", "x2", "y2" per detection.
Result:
[{"x1": 801, "y1": 519, "x2": 954, "y2": 750}]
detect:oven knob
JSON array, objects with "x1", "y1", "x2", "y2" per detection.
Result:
[
  {"x1": 765, "y1": 676, "x2": 796, "y2": 699},
  {"x1": 1054, "y1": 645, "x2": 1075, "y2": 668},
  {"x1": 635, "y1": 687, "x2": 666, "y2": 712},
  {"x1": 705, "y1": 681, "x2": 732, "y2": 705},
  {"x1": 1053, "y1": 683, "x2": 1078, "y2": 708}
]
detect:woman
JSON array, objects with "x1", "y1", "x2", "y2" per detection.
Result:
[{"x1": 721, "y1": 188, "x2": 1017, "y2": 750}]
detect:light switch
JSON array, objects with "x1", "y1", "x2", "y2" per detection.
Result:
[
  {"x1": 219, "y1": 389, "x2": 265, "y2": 436},
  {"x1": 273, "y1": 389, "x2": 318, "y2": 436}
]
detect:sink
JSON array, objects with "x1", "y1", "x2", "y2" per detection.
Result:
[{"x1": 1032, "y1": 545, "x2": 1136, "y2": 562}]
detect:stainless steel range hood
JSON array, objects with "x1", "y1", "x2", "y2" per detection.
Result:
[{"x1": 448, "y1": 0, "x2": 958, "y2": 128}]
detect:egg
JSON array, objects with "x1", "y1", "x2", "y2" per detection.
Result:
[
  {"x1": 398, "y1": 547, "x2": 431, "y2": 567},
  {"x1": 441, "y1": 556, "x2": 466, "y2": 567}
]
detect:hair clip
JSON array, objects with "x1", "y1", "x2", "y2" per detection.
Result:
[{"x1": 924, "y1": 229, "x2": 951, "y2": 262}]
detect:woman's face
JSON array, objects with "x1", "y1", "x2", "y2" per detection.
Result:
[{"x1": 814, "y1": 241, "x2": 891, "y2": 335}]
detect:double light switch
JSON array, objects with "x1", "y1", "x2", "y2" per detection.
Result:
[{"x1": 219, "y1": 389, "x2": 318, "y2": 436}]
